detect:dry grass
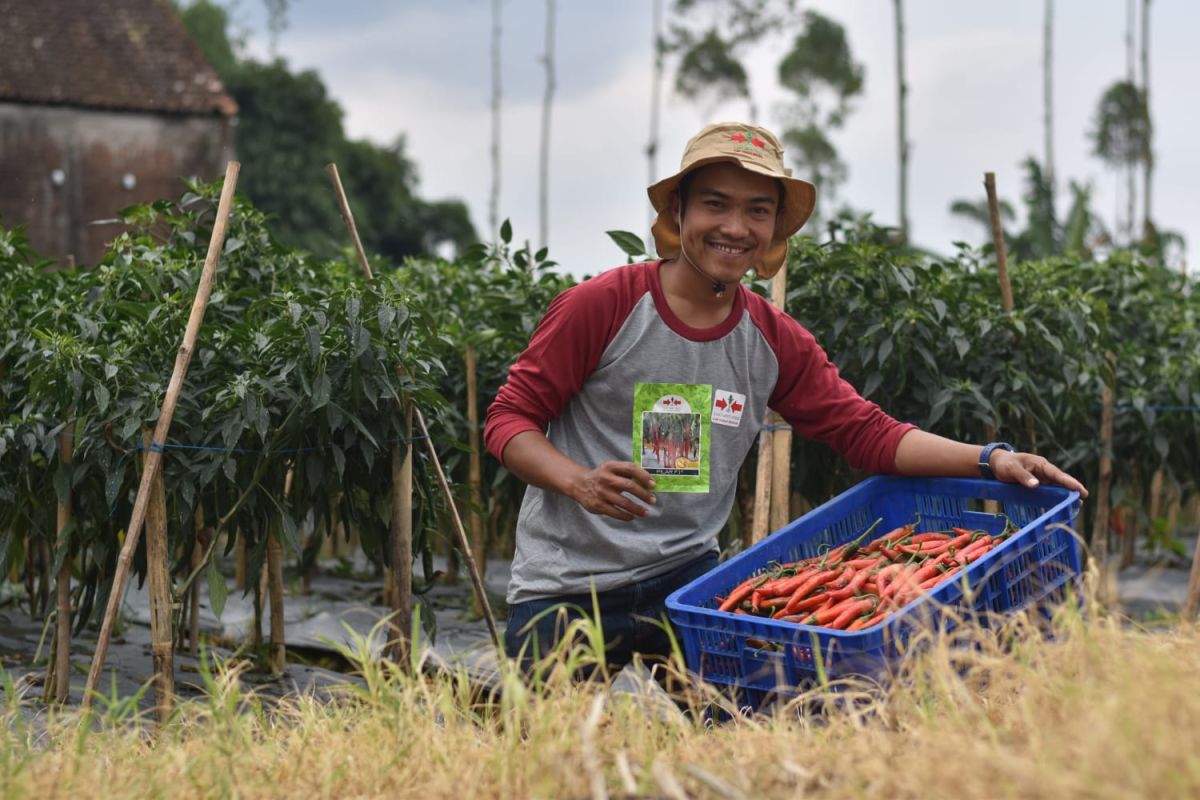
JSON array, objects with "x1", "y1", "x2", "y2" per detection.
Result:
[{"x1": 4, "y1": 583, "x2": 1200, "y2": 800}]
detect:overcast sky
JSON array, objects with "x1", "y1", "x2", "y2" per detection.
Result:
[{"x1": 234, "y1": 1, "x2": 1196, "y2": 277}]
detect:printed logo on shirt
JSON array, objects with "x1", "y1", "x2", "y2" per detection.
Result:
[
  {"x1": 632, "y1": 383, "x2": 711, "y2": 493},
  {"x1": 711, "y1": 390, "x2": 746, "y2": 428}
]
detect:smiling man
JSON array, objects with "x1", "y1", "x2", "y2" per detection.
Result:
[{"x1": 484, "y1": 121, "x2": 1086, "y2": 671}]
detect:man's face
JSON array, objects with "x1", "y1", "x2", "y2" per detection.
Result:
[{"x1": 672, "y1": 162, "x2": 780, "y2": 287}]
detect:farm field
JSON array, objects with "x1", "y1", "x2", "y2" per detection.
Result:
[
  {"x1": 2, "y1": 160, "x2": 1198, "y2": 800},
  {"x1": 4, "y1": 584, "x2": 1200, "y2": 799}
]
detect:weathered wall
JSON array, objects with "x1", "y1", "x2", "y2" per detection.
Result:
[{"x1": 0, "y1": 103, "x2": 233, "y2": 265}]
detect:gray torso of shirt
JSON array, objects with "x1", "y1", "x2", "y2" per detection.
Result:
[{"x1": 506, "y1": 293, "x2": 780, "y2": 604}]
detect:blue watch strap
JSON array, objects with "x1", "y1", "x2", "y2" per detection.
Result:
[{"x1": 978, "y1": 442, "x2": 1015, "y2": 480}]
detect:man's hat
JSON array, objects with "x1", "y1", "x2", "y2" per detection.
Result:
[{"x1": 647, "y1": 121, "x2": 816, "y2": 280}]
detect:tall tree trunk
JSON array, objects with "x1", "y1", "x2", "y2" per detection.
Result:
[
  {"x1": 1140, "y1": 0, "x2": 1153, "y2": 243},
  {"x1": 489, "y1": 0, "x2": 502, "y2": 237},
  {"x1": 1043, "y1": 0, "x2": 1055, "y2": 198},
  {"x1": 538, "y1": 0, "x2": 556, "y2": 250},
  {"x1": 1125, "y1": 0, "x2": 1137, "y2": 240},
  {"x1": 647, "y1": 0, "x2": 664, "y2": 247},
  {"x1": 893, "y1": 0, "x2": 910, "y2": 244}
]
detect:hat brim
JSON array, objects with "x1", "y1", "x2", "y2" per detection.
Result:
[{"x1": 647, "y1": 156, "x2": 816, "y2": 280}]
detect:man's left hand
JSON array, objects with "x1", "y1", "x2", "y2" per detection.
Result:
[{"x1": 990, "y1": 449, "x2": 1089, "y2": 498}]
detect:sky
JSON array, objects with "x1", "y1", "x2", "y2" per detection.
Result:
[{"x1": 231, "y1": 0, "x2": 1197, "y2": 278}]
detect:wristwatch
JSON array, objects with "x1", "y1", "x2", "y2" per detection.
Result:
[{"x1": 978, "y1": 442, "x2": 1015, "y2": 480}]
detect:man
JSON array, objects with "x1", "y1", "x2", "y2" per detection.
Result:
[{"x1": 484, "y1": 121, "x2": 1086, "y2": 669}]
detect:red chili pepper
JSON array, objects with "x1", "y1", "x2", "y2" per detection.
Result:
[
  {"x1": 824, "y1": 568, "x2": 870, "y2": 601},
  {"x1": 828, "y1": 599, "x2": 876, "y2": 630},
  {"x1": 717, "y1": 573, "x2": 769, "y2": 612},
  {"x1": 782, "y1": 568, "x2": 838, "y2": 613}
]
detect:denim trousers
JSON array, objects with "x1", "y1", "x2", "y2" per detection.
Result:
[{"x1": 503, "y1": 551, "x2": 719, "y2": 671}]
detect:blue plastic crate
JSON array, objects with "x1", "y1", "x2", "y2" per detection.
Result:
[{"x1": 665, "y1": 476, "x2": 1082, "y2": 701}]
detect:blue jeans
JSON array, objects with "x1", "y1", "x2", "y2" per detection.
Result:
[{"x1": 503, "y1": 551, "x2": 719, "y2": 672}]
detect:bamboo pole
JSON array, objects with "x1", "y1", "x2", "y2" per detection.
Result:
[
  {"x1": 50, "y1": 423, "x2": 73, "y2": 703},
  {"x1": 83, "y1": 161, "x2": 240, "y2": 707},
  {"x1": 325, "y1": 163, "x2": 372, "y2": 281},
  {"x1": 326, "y1": 162, "x2": 416, "y2": 662},
  {"x1": 1183, "y1": 531, "x2": 1200, "y2": 622},
  {"x1": 749, "y1": 426, "x2": 773, "y2": 546},
  {"x1": 189, "y1": 504, "x2": 205, "y2": 653},
  {"x1": 768, "y1": 270, "x2": 792, "y2": 533},
  {"x1": 465, "y1": 344, "x2": 487, "y2": 615},
  {"x1": 1092, "y1": 351, "x2": 1117, "y2": 604},
  {"x1": 984, "y1": 172, "x2": 1015, "y2": 312},
  {"x1": 414, "y1": 407, "x2": 501, "y2": 649},
  {"x1": 389, "y1": 405, "x2": 414, "y2": 664},
  {"x1": 143, "y1": 431, "x2": 175, "y2": 721},
  {"x1": 266, "y1": 521, "x2": 286, "y2": 674}
]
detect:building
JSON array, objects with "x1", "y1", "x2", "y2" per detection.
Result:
[{"x1": 0, "y1": 0, "x2": 237, "y2": 266}]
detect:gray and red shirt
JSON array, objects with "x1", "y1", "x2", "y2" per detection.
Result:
[{"x1": 485, "y1": 260, "x2": 916, "y2": 604}]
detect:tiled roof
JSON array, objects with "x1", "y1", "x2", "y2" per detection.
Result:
[{"x1": 0, "y1": 0, "x2": 237, "y2": 116}]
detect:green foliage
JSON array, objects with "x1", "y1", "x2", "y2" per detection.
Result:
[
  {"x1": 1091, "y1": 81, "x2": 1152, "y2": 170},
  {"x1": 778, "y1": 226, "x2": 1199, "y2": 539},
  {"x1": 395, "y1": 225, "x2": 576, "y2": 555},
  {"x1": 776, "y1": 10, "x2": 864, "y2": 124},
  {"x1": 176, "y1": 1, "x2": 475, "y2": 263},
  {"x1": 0, "y1": 182, "x2": 452, "y2": 628}
]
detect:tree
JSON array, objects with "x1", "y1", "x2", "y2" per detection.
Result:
[
  {"x1": 489, "y1": 0, "x2": 502, "y2": 238},
  {"x1": 178, "y1": 1, "x2": 475, "y2": 261},
  {"x1": 1139, "y1": 0, "x2": 1154, "y2": 245},
  {"x1": 664, "y1": 0, "x2": 797, "y2": 121},
  {"x1": 538, "y1": 0, "x2": 556, "y2": 250},
  {"x1": 776, "y1": 10, "x2": 864, "y2": 224},
  {"x1": 893, "y1": 0, "x2": 910, "y2": 243},
  {"x1": 1043, "y1": 0, "x2": 1055, "y2": 201},
  {"x1": 647, "y1": 0, "x2": 665, "y2": 245},
  {"x1": 1090, "y1": 80, "x2": 1150, "y2": 245}
]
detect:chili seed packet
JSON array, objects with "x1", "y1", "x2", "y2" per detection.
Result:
[{"x1": 632, "y1": 383, "x2": 711, "y2": 493}]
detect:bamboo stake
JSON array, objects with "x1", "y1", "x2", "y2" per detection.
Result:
[
  {"x1": 190, "y1": 504, "x2": 205, "y2": 654},
  {"x1": 326, "y1": 162, "x2": 416, "y2": 662},
  {"x1": 266, "y1": 521, "x2": 286, "y2": 674},
  {"x1": 414, "y1": 407, "x2": 501, "y2": 649},
  {"x1": 465, "y1": 344, "x2": 487, "y2": 615},
  {"x1": 143, "y1": 431, "x2": 175, "y2": 721},
  {"x1": 768, "y1": 270, "x2": 792, "y2": 533},
  {"x1": 83, "y1": 161, "x2": 240, "y2": 707},
  {"x1": 984, "y1": 172, "x2": 1015, "y2": 312},
  {"x1": 389, "y1": 405, "x2": 414, "y2": 664},
  {"x1": 1092, "y1": 351, "x2": 1117, "y2": 605},
  {"x1": 749, "y1": 426, "x2": 773, "y2": 546},
  {"x1": 1183, "y1": 531, "x2": 1200, "y2": 622},
  {"x1": 50, "y1": 423, "x2": 73, "y2": 703},
  {"x1": 325, "y1": 163, "x2": 372, "y2": 281}
]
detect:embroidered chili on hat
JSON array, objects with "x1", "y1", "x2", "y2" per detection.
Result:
[{"x1": 647, "y1": 121, "x2": 816, "y2": 280}]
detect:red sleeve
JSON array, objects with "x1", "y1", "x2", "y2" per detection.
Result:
[
  {"x1": 483, "y1": 263, "x2": 649, "y2": 465},
  {"x1": 745, "y1": 294, "x2": 917, "y2": 474}
]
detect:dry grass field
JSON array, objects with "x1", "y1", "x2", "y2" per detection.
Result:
[{"x1": 3, "y1": 582, "x2": 1199, "y2": 800}]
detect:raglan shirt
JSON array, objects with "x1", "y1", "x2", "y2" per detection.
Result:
[{"x1": 484, "y1": 260, "x2": 916, "y2": 605}]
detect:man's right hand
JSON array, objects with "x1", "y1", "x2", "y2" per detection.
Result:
[{"x1": 566, "y1": 460, "x2": 657, "y2": 522}]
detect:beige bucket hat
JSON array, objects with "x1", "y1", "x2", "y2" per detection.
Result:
[{"x1": 647, "y1": 121, "x2": 816, "y2": 280}]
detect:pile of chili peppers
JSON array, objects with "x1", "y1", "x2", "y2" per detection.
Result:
[{"x1": 714, "y1": 517, "x2": 1016, "y2": 632}]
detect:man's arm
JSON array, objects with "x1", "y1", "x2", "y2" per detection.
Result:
[
  {"x1": 893, "y1": 428, "x2": 1089, "y2": 497},
  {"x1": 501, "y1": 430, "x2": 658, "y2": 522}
]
